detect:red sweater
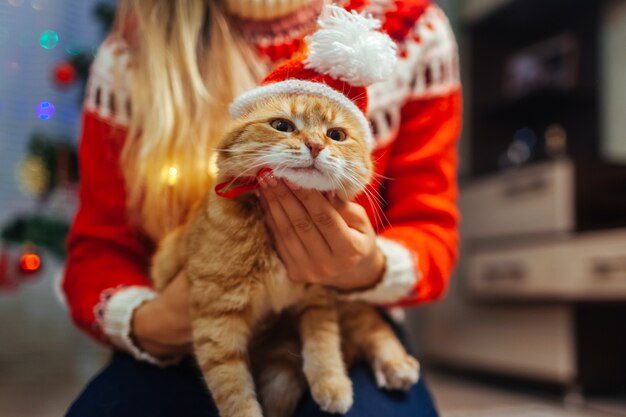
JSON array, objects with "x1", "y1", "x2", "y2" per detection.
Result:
[{"x1": 63, "y1": 0, "x2": 462, "y2": 353}]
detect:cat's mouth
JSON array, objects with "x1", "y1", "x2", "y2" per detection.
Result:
[
  {"x1": 272, "y1": 163, "x2": 335, "y2": 192},
  {"x1": 291, "y1": 165, "x2": 322, "y2": 174}
]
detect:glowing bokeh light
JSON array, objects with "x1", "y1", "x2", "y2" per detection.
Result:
[
  {"x1": 162, "y1": 165, "x2": 179, "y2": 186},
  {"x1": 65, "y1": 45, "x2": 81, "y2": 56},
  {"x1": 208, "y1": 153, "x2": 219, "y2": 179},
  {"x1": 39, "y1": 30, "x2": 59, "y2": 49},
  {"x1": 20, "y1": 253, "x2": 41, "y2": 272},
  {"x1": 8, "y1": 0, "x2": 24, "y2": 7},
  {"x1": 36, "y1": 101, "x2": 55, "y2": 120},
  {"x1": 167, "y1": 166, "x2": 179, "y2": 186}
]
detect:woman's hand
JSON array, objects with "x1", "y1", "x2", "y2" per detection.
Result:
[
  {"x1": 258, "y1": 174, "x2": 385, "y2": 292},
  {"x1": 131, "y1": 271, "x2": 193, "y2": 359}
]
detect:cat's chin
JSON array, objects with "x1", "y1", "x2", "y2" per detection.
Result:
[{"x1": 273, "y1": 167, "x2": 336, "y2": 192}]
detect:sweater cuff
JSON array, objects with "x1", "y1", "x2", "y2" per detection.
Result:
[
  {"x1": 102, "y1": 286, "x2": 175, "y2": 367},
  {"x1": 347, "y1": 237, "x2": 420, "y2": 305}
]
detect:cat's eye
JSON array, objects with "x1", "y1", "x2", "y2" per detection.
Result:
[
  {"x1": 327, "y1": 128, "x2": 347, "y2": 142},
  {"x1": 270, "y1": 119, "x2": 296, "y2": 133}
]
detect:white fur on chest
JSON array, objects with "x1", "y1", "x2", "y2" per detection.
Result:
[{"x1": 261, "y1": 259, "x2": 305, "y2": 313}]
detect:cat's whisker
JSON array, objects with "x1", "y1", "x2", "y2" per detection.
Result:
[
  {"x1": 219, "y1": 159, "x2": 275, "y2": 185},
  {"x1": 351, "y1": 180, "x2": 387, "y2": 230},
  {"x1": 365, "y1": 187, "x2": 390, "y2": 228},
  {"x1": 371, "y1": 170, "x2": 394, "y2": 182},
  {"x1": 340, "y1": 166, "x2": 390, "y2": 228},
  {"x1": 329, "y1": 175, "x2": 349, "y2": 202},
  {"x1": 212, "y1": 144, "x2": 268, "y2": 152},
  {"x1": 364, "y1": 187, "x2": 391, "y2": 229},
  {"x1": 348, "y1": 168, "x2": 387, "y2": 207},
  {"x1": 220, "y1": 151, "x2": 277, "y2": 158},
  {"x1": 344, "y1": 163, "x2": 384, "y2": 190},
  {"x1": 343, "y1": 161, "x2": 389, "y2": 186},
  {"x1": 368, "y1": 153, "x2": 396, "y2": 179}
]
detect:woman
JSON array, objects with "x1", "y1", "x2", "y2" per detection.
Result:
[{"x1": 63, "y1": 0, "x2": 462, "y2": 415}]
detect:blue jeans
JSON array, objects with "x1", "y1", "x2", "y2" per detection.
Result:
[{"x1": 67, "y1": 343, "x2": 439, "y2": 417}]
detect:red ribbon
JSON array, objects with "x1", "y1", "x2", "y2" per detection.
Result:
[{"x1": 214, "y1": 168, "x2": 272, "y2": 199}]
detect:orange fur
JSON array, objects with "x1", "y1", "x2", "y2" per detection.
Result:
[{"x1": 151, "y1": 94, "x2": 418, "y2": 417}]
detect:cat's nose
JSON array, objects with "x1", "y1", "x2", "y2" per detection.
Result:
[{"x1": 305, "y1": 141, "x2": 324, "y2": 158}]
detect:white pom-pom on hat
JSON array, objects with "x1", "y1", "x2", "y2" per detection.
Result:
[
  {"x1": 304, "y1": 5, "x2": 398, "y2": 87},
  {"x1": 230, "y1": 4, "x2": 400, "y2": 151}
]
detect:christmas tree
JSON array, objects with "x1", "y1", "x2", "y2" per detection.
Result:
[{"x1": 0, "y1": 2, "x2": 115, "y2": 292}]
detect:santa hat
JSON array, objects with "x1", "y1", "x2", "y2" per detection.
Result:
[{"x1": 229, "y1": 5, "x2": 398, "y2": 150}]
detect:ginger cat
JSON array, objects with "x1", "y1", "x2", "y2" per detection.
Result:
[{"x1": 151, "y1": 94, "x2": 419, "y2": 417}]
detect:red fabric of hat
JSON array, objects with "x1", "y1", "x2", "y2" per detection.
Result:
[
  {"x1": 261, "y1": 58, "x2": 369, "y2": 116},
  {"x1": 230, "y1": 4, "x2": 398, "y2": 149}
]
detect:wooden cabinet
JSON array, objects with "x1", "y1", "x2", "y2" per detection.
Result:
[
  {"x1": 467, "y1": 229, "x2": 626, "y2": 300},
  {"x1": 412, "y1": 0, "x2": 626, "y2": 394}
]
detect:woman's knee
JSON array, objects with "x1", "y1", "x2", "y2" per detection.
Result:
[
  {"x1": 66, "y1": 352, "x2": 218, "y2": 417},
  {"x1": 294, "y1": 361, "x2": 438, "y2": 417}
]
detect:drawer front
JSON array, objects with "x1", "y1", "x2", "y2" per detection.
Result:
[
  {"x1": 468, "y1": 229, "x2": 626, "y2": 300},
  {"x1": 460, "y1": 159, "x2": 575, "y2": 240},
  {"x1": 561, "y1": 231, "x2": 626, "y2": 299},
  {"x1": 468, "y1": 245, "x2": 561, "y2": 298},
  {"x1": 418, "y1": 303, "x2": 577, "y2": 383}
]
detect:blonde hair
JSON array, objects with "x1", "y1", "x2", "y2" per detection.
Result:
[{"x1": 114, "y1": 0, "x2": 265, "y2": 240}]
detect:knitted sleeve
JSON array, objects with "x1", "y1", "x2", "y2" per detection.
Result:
[
  {"x1": 348, "y1": 2, "x2": 462, "y2": 306},
  {"x1": 61, "y1": 36, "x2": 166, "y2": 365},
  {"x1": 383, "y1": 91, "x2": 461, "y2": 305},
  {"x1": 62, "y1": 112, "x2": 157, "y2": 344}
]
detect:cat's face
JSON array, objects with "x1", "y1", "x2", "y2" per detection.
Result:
[{"x1": 218, "y1": 94, "x2": 373, "y2": 199}]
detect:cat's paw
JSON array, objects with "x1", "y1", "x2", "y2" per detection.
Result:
[
  {"x1": 373, "y1": 354, "x2": 420, "y2": 391},
  {"x1": 310, "y1": 374, "x2": 353, "y2": 414}
]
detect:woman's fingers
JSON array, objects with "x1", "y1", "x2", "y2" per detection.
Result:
[
  {"x1": 260, "y1": 178, "x2": 332, "y2": 258},
  {"x1": 257, "y1": 172, "x2": 380, "y2": 286},
  {"x1": 259, "y1": 182, "x2": 315, "y2": 281},
  {"x1": 286, "y1": 185, "x2": 358, "y2": 253},
  {"x1": 331, "y1": 198, "x2": 372, "y2": 233}
]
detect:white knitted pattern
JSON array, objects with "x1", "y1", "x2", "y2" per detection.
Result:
[
  {"x1": 84, "y1": 35, "x2": 132, "y2": 127},
  {"x1": 367, "y1": 5, "x2": 460, "y2": 148},
  {"x1": 230, "y1": 79, "x2": 374, "y2": 149},
  {"x1": 304, "y1": 5, "x2": 397, "y2": 86}
]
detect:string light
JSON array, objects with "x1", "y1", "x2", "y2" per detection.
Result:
[
  {"x1": 162, "y1": 165, "x2": 180, "y2": 186},
  {"x1": 36, "y1": 101, "x2": 55, "y2": 120},
  {"x1": 19, "y1": 253, "x2": 41, "y2": 273},
  {"x1": 39, "y1": 30, "x2": 59, "y2": 50},
  {"x1": 208, "y1": 153, "x2": 219, "y2": 180}
]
